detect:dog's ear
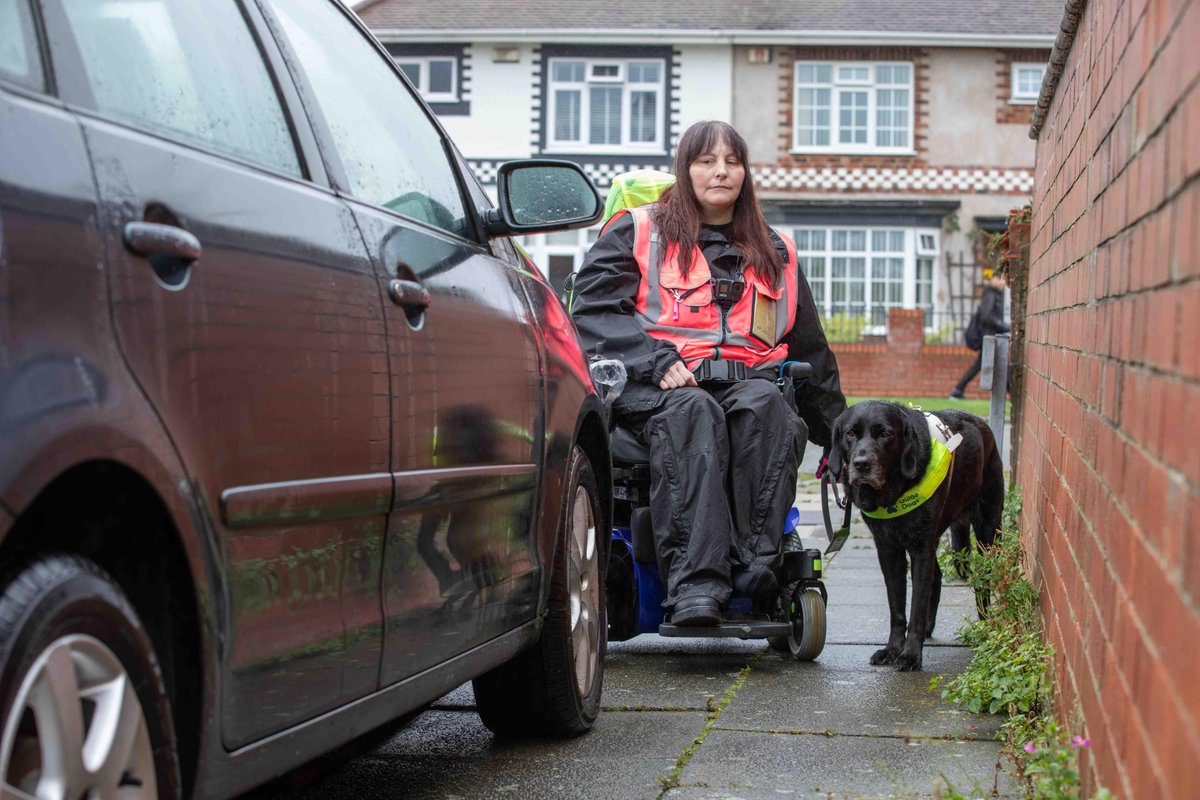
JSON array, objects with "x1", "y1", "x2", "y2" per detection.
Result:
[
  {"x1": 827, "y1": 414, "x2": 844, "y2": 479},
  {"x1": 900, "y1": 411, "x2": 925, "y2": 481}
]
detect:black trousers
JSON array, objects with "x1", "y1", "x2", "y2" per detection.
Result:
[
  {"x1": 953, "y1": 352, "x2": 983, "y2": 393},
  {"x1": 616, "y1": 378, "x2": 807, "y2": 606}
]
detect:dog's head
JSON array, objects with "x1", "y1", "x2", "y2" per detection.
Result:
[{"x1": 829, "y1": 402, "x2": 927, "y2": 499}]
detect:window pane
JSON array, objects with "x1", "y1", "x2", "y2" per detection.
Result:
[
  {"x1": 892, "y1": 65, "x2": 910, "y2": 83},
  {"x1": 428, "y1": 59, "x2": 453, "y2": 94},
  {"x1": 60, "y1": 0, "x2": 300, "y2": 177},
  {"x1": 589, "y1": 86, "x2": 621, "y2": 145},
  {"x1": 0, "y1": 0, "x2": 42, "y2": 90},
  {"x1": 871, "y1": 230, "x2": 887, "y2": 251},
  {"x1": 397, "y1": 62, "x2": 421, "y2": 84},
  {"x1": 811, "y1": 230, "x2": 825, "y2": 249},
  {"x1": 553, "y1": 60, "x2": 584, "y2": 82},
  {"x1": 630, "y1": 90, "x2": 657, "y2": 142},
  {"x1": 270, "y1": 0, "x2": 468, "y2": 234},
  {"x1": 554, "y1": 90, "x2": 581, "y2": 140},
  {"x1": 546, "y1": 229, "x2": 577, "y2": 245},
  {"x1": 816, "y1": 64, "x2": 832, "y2": 83},
  {"x1": 592, "y1": 64, "x2": 619, "y2": 78},
  {"x1": 890, "y1": 231, "x2": 905, "y2": 251},
  {"x1": 797, "y1": 87, "x2": 830, "y2": 148},
  {"x1": 794, "y1": 230, "x2": 809, "y2": 250},
  {"x1": 849, "y1": 230, "x2": 866, "y2": 251},
  {"x1": 832, "y1": 231, "x2": 848, "y2": 251},
  {"x1": 877, "y1": 66, "x2": 892, "y2": 83},
  {"x1": 629, "y1": 62, "x2": 660, "y2": 83},
  {"x1": 839, "y1": 90, "x2": 868, "y2": 145},
  {"x1": 797, "y1": 64, "x2": 815, "y2": 83}
]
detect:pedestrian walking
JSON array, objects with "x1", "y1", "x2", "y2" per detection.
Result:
[{"x1": 949, "y1": 270, "x2": 1009, "y2": 398}]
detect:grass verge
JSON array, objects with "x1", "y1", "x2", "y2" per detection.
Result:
[
  {"x1": 931, "y1": 487, "x2": 1114, "y2": 800},
  {"x1": 846, "y1": 395, "x2": 1009, "y2": 420}
]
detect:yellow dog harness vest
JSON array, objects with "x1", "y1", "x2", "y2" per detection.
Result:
[{"x1": 861, "y1": 413, "x2": 963, "y2": 519}]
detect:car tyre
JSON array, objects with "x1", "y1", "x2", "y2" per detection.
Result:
[
  {"x1": 0, "y1": 555, "x2": 180, "y2": 799},
  {"x1": 474, "y1": 446, "x2": 606, "y2": 737}
]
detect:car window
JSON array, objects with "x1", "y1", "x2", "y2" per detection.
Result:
[
  {"x1": 266, "y1": 0, "x2": 469, "y2": 238},
  {"x1": 0, "y1": 0, "x2": 44, "y2": 91},
  {"x1": 52, "y1": 0, "x2": 301, "y2": 177}
]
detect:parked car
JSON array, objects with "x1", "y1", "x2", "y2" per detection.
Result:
[{"x1": 0, "y1": 0, "x2": 612, "y2": 797}]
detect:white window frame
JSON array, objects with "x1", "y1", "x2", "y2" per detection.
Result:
[
  {"x1": 546, "y1": 57, "x2": 666, "y2": 154},
  {"x1": 518, "y1": 225, "x2": 601, "y2": 285},
  {"x1": 1010, "y1": 62, "x2": 1046, "y2": 104},
  {"x1": 393, "y1": 56, "x2": 458, "y2": 103},
  {"x1": 792, "y1": 61, "x2": 915, "y2": 155},
  {"x1": 794, "y1": 226, "x2": 941, "y2": 334}
]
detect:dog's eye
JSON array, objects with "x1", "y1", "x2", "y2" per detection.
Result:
[
  {"x1": 877, "y1": 429, "x2": 891, "y2": 439},
  {"x1": 845, "y1": 431, "x2": 857, "y2": 441}
]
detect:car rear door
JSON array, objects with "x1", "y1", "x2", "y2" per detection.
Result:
[
  {"x1": 39, "y1": 0, "x2": 391, "y2": 747},
  {"x1": 263, "y1": 0, "x2": 545, "y2": 686}
]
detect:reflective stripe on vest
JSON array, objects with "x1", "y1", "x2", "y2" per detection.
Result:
[{"x1": 620, "y1": 206, "x2": 799, "y2": 370}]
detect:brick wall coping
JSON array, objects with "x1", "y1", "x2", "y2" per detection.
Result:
[{"x1": 1029, "y1": 0, "x2": 1088, "y2": 138}]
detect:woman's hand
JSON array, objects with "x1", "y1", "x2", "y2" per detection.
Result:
[{"x1": 659, "y1": 361, "x2": 699, "y2": 391}]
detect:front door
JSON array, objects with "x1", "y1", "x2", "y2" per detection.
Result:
[
  {"x1": 41, "y1": 0, "x2": 390, "y2": 746},
  {"x1": 264, "y1": 0, "x2": 544, "y2": 685}
]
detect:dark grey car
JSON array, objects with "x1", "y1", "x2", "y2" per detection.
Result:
[{"x1": 0, "y1": 0, "x2": 612, "y2": 797}]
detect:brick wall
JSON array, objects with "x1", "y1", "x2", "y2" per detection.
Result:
[
  {"x1": 1019, "y1": 0, "x2": 1199, "y2": 798},
  {"x1": 830, "y1": 308, "x2": 990, "y2": 399}
]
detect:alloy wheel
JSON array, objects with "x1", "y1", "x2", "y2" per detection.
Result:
[
  {"x1": 567, "y1": 484, "x2": 601, "y2": 699},
  {"x1": 1, "y1": 634, "x2": 156, "y2": 800}
]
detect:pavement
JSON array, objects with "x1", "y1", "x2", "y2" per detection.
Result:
[{"x1": 251, "y1": 443, "x2": 1016, "y2": 800}]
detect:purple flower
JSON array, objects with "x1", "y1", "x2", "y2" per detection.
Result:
[
  {"x1": 1071, "y1": 736, "x2": 1091, "y2": 749},
  {"x1": 1023, "y1": 743, "x2": 1037, "y2": 754}
]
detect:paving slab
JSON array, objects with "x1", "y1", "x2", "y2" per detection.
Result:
[
  {"x1": 724, "y1": 645, "x2": 1002, "y2": 741},
  {"x1": 605, "y1": 637, "x2": 764, "y2": 709},
  {"x1": 282, "y1": 709, "x2": 703, "y2": 800},
  {"x1": 676, "y1": 727, "x2": 1014, "y2": 800}
]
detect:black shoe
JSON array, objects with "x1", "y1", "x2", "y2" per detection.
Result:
[
  {"x1": 948, "y1": 389, "x2": 965, "y2": 399},
  {"x1": 671, "y1": 595, "x2": 723, "y2": 626},
  {"x1": 731, "y1": 566, "x2": 779, "y2": 601}
]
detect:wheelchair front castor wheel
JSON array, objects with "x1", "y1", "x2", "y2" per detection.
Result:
[{"x1": 768, "y1": 585, "x2": 826, "y2": 661}]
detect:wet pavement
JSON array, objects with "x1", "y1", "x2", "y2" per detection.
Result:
[{"x1": 246, "y1": 452, "x2": 1016, "y2": 800}]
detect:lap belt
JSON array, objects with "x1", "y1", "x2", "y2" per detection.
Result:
[{"x1": 691, "y1": 358, "x2": 773, "y2": 383}]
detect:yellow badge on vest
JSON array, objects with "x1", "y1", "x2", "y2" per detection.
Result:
[{"x1": 750, "y1": 290, "x2": 777, "y2": 346}]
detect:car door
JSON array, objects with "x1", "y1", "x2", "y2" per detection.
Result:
[
  {"x1": 263, "y1": 0, "x2": 545, "y2": 685},
  {"x1": 39, "y1": 0, "x2": 391, "y2": 747}
]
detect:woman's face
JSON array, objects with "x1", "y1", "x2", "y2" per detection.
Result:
[{"x1": 688, "y1": 136, "x2": 745, "y2": 224}]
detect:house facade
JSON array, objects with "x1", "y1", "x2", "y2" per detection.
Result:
[{"x1": 356, "y1": 0, "x2": 1058, "y2": 341}]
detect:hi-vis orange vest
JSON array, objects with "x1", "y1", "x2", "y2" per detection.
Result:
[{"x1": 615, "y1": 206, "x2": 799, "y2": 371}]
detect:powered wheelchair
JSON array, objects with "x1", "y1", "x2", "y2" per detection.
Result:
[{"x1": 597, "y1": 360, "x2": 829, "y2": 660}]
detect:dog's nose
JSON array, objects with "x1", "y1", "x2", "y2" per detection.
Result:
[{"x1": 852, "y1": 454, "x2": 871, "y2": 470}]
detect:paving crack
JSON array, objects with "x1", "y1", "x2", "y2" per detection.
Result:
[
  {"x1": 655, "y1": 652, "x2": 764, "y2": 799},
  {"x1": 709, "y1": 726, "x2": 984, "y2": 742},
  {"x1": 601, "y1": 705, "x2": 705, "y2": 712}
]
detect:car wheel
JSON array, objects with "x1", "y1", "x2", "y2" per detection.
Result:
[
  {"x1": 0, "y1": 556, "x2": 180, "y2": 799},
  {"x1": 474, "y1": 446, "x2": 606, "y2": 737}
]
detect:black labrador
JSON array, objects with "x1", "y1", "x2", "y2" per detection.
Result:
[{"x1": 829, "y1": 401, "x2": 1004, "y2": 671}]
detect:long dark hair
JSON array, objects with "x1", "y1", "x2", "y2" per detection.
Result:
[{"x1": 652, "y1": 121, "x2": 781, "y2": 285}]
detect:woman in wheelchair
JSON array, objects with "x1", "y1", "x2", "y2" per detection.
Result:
[{"x1": 571, "y1": 120, "x2": 846, "y2": 627}]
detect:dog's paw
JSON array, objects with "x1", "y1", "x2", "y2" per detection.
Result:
[
  {"x1": 869, "y1": 647, "x2": 899, "y2": 665},
  {"x1": 894, "y1": 652, "x2": 923, "y2": 672}
]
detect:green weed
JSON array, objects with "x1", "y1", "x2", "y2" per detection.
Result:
[{"x1": 935, "y1": 487, "x2": 1115, "y2": 799}]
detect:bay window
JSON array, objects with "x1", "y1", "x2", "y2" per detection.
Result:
[{"x1": 795, "y1": 226, "x2": 939, "y2": 332}]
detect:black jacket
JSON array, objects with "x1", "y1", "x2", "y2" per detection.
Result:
[
  {"x1": 571, "y1": 213, "x2": 846, "y2": 446},
  {"x1": 979, "y1": 285, "x2": 1010, "y2": 336}
]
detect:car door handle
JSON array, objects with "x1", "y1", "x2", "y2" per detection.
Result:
[
  {"x1": 122, "y1": 221, "x2": 202, "y2": 264},
  {"x1": 387, "y1": 279, "x2": 430, "y2": 310}
]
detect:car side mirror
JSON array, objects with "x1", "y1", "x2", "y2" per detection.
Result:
[{"x1": 485, "y1": 160, "x2": 602, "y2": 238}]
